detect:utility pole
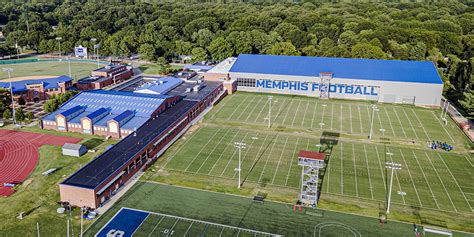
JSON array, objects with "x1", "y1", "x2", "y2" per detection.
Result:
[
  {"x1": 2, "y1": 68, "x2": 15, "y2": 125},
  {"x1": 369, "y1": 105, "x2": 379, "y2": 140},
  {"x1": 36, "y1": 222, "x2": 40, "y2": 237},
  {"x1": 56, "y1": 37, "x2": 62, "y2": 57},
  {"x1": 234, "y1": 142, "x2": 246, "y2": 189},
  {"x1": 385, "y1": 161, "x2": 401, "y2": 214}
]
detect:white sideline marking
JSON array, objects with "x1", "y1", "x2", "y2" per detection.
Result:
[
  {"x1": 363, "y1": 145, "x2": 374, "y2": 199},
  {"x1": 185, "y1": 129, "x2": 222, "y2": 172},
  {"x1": 398, "y1": 149, "x2": 423, "y2": 207},
  {"x1": 411, "y1": 151, "x2": 440, "y2": 209},
  {"x1": 435, "y1": 152, "x2": 473, "y2": 211},
  {"x1": 392, "y1": 108, "x2": 407, "y2": 138},
  {"x1": 423, "y1": 152, "x2": 458, "y2": 212}
]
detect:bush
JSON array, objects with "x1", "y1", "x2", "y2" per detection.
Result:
[
  {"x1": 26, "y1": 111, "x2": 35, "y2": 120},
  {"x1": 3, "y1": 109, "x2": 11, "y2": 120},
  {"x1": 14, "y1": 107, "x2": 25, "y2": 122}
]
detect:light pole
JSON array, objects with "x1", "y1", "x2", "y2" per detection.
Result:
[
  {"x1": 90, "y1": 38, "x2": 97, "y2": 60},
  {"x1": 385, "y1": 161, "x2": 401, "y2": 214},
  {"x1": 2, "y1": 68, "x2": 15, "y2": 125},
  {"x1": 234, "y1": 142, "x2": 246, "y2": 189},
  {"x1": 316, "y1": 144, "x2": 322, "y2": 152},
  {"x1": 56, "y1": 37, "x2": 62, "y2": 57},
  {"x1": 67, "y1": 56, "x2": 72, "y2": 78},
  {"x1": 369, "y1": 105, "x2": 379, "y2": 140}
]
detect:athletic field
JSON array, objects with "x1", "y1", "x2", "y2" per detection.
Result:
[
  {"x1": 208, "y1": 92, "x2": 467, "y2": 147},
  {"x1": 0, "y1": 61, "x2": 99, "y2": 81},
  {"x1": 87, "y1": 182, "x2": 457, "y2": 237}
]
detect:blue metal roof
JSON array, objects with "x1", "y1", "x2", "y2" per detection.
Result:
[
  {"x1": 184, "y1": 64, "x2": 214, "y2": 71},
  {"x1": 60, "y1": 105, "x2": 85, "y2": 117},
  {"x1": 134, "y1": 77, "x2": 183, "y2": 95},
  {"x1": 44, "y1": 90, "x2": 170, "y2": 129},
  {"x1": 112, "y1": 110, "x2": 135, "y2": 124},
  {"x1": 0, "y1": 75, "x2": 73, "y2": 93},
  {"x1": 229, "y1": 54, "x2": 443, "y2": 84}
]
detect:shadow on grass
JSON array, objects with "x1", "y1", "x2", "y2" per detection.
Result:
[
  {"x1": 82, "y1": 138, "x2": 104, "y2": 150},
  {"x1": 317, "y1": 131, "x2": 340, "y2": 201}
]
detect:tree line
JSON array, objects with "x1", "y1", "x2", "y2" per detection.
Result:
[{"x1": 0, "y1": 1, "x2": 473, "y2": 116}]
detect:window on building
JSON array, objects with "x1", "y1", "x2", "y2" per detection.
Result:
[{"x1": 237, "y1": 78, "x2": 256, "y2": 87}]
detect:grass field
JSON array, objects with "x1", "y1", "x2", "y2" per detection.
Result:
[
  {"x1": 208, "y1": 92, "x2": 469, "y2": 148},
  {"x1": 0, "y1": 61, "x2": 99, "y2": 81},
  {"x1": 0, "y1": 127, "x2": 116, "y2": 236},
  {"x1": 146, "y1": 91, "x2": 474, "y2": 232},
  {"x1": 86, "y1": 182, "x2": 464, "y2": 237}
]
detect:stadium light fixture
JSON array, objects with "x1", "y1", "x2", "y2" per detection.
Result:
[
  {"x1": 234, "y1": 142, "x2": 246, "y2": 189},
  {"x1": 385, "y1": 161, "x2": 401, "y2": 214},
  {"x1": 368, "y1": 105, "x2": 378, "y2": 140},
  {"x1": 315, "y1": 144, "x2": 322, "y2": 152},
  {"x1": 2, "y1": 68, "x2": 15, "y2": 125},
  {"x1": 55, "y1": 37, "x2": 62, "y2": 57},
  {"x1": 318, "y1": 122, "x2": 325, "y2": 129}
]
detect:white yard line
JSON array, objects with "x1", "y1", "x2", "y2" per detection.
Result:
[
  {"x1": 271, "y1": 136, "x2": 289, "y2": 184},
  {"x1": 236, "y1": 96, "x2": 257, "y2": 121},
  {"x1": 374, "y1": 146, "x2": 387, "y2": 193},
  {"x1": 245, "y1": 96, "x2": 264, "y2": 121},
  {"x1": 281, "y1": 100, "x2": 294, "y2": 126},
  {"x1": 184, "y1": 129, "x2": 222, "y2": 172},
  {"x1": 166, "y1": 219, "x2": 180, "y2": 236},
  {"x1": 398, "y1": 149, "x2": 423, "y2": 207},
  {"x1": 320, "y1": 102, "x2": 326, "y2": 126},
  {"x1": 301, "y1": 101, "x2": 310, "y2": 127},
  {"x1": 285, "y1": 137, "x2": 300, "y2": 186},
  {"x1": 291, "y1": 100, "x2": 302, "y2": 127},
  {"x1": 340, "y1": 104, "x2": 343, "y2": 132},
  {"x1": 258, "y1": 135, "x2": 280, "y2": 183},
  {"x1": 183, "y1": 222, "x2": 194, "y2": 237},
  {"x1": 363, "y1": 144, "x2": 374, "y2": 200},
  {"x1": 386, "y1": 147, "x2": 405, "y2": 204},
  {"x1": 357, "y1": 105, "x2": 364, "y2": 134},
  {"x1": 208, "y1": 131, "x2": 241, "y2": 175},
  {"x1": 340, "y1": 142, "x2": 344, "y2": 194},
  {"x1": 352, "y1": 144, "x2": 358, "y2": 197},
  {"x1": 246, "y1": 134, "x2": 269, "y2": 178},
  {"x1": 196, "y1": 129, "x2": 232, "y2": 174},
  {"x1": 410, "y1": 108, "x2": 431, "y2": 140},
  {"x1": 435, "y1": 152, "x2": 473, "y2": 211},
  {"x1": 430, "y1": 111, "x2": 456, "y2": 143},
  {"x1": 401, "y1": 108, "x2": 419, "y2": 140},
  {"x1": 392, "y1": 108, "x2": 407, "y2": 138},
  {"x1": 464, "y1": 155, "x2": 474, "y2": 168},
  {"x1": 423, "y1": 152, "x2": 458, "y2": 212},
  {"x1": 411, "y1": 151, "x2": 440, "y2": 209},
  {"x1": 148, "y1": 216, "x2": 166, "y2": 237},
  {"x1": 310, "y1": 101, "x2": 318, "y2": 128},
  {"x1": 220, "y1": 132, "x2": 250, "y2": 176},
  {"x1": 383, "y1": 108, "x2": 396, "y2": 137},
  {"x1": 271, "y1": 97, "x2": 286, "y2": 125},
  {"x1": 330, "y1": 103, "x2": 334, "y2": 130},
  {"x1": 349, "y1": 104, "x2": 353, "y2": 133},
  {"x1": 162, "y1": 127, "x2": 202, "y2": 168},
  {"x1": 232, "y1": 132, "x2": 259, "y2": 179},
  {"x1": 376, "y1": 109, "x2": 384, "y2": 136},
  {"x1": 253, "y1": 99, "x2": 268, "y2": 123},
  {"x1": 227, "y1": 96, "x2": 249, "y2": 120}
]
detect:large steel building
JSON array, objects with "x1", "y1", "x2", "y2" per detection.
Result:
[{"x1": 205, "y1": 54, "x2": 444, "y2": 107}]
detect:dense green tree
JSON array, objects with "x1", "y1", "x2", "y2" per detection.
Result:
[
  {"x1": 138, "y1": 43, "x2": 156, "y2": 62},
  {"x1": 208, "y1": 37, "x2": 233, "y2": 61},
  {"x1": 14, "y1": 107, "x2": 25, "y2": 122},
  {"x1": 267, "y1": 42, "x2": 300, "y2": 56},
  {"x1": 26, "y1": 111, "x2": 34, "y2": 121},
  {"x1": 352, "y1": 43, "x2": 386, "y2": 59},
  {"x1": 191, "y1": 47, "x2": 208, "y2": 62},
  {"x1": 3, "y1": 109, "x2": 11, "y2": 120}
]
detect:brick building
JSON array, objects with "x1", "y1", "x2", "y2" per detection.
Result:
[
  {"x1": 0, "y1": 75, "x2": 73, "y2": 102},
  {"x1": 76, "y1": 64, "x2": 133, "y2": 90}
]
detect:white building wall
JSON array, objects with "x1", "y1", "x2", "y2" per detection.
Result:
[{"x1": 230, "y1": 72, "x2": 443, "y2": 107}]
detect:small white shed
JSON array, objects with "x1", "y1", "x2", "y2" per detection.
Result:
[{"x1": 62, "y1": 143, "x2": 87, "y2": 157}]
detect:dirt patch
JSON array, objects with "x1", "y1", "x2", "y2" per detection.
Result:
[{"x1": 2, "y1": 75, "x2": 57, "y2": 82}]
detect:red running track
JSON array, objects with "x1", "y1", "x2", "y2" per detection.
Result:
[{"x1": 0, "y1": 130, "x2": 81, "y2": 197}]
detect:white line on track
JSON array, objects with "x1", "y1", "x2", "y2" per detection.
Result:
[
  {"x1": 423, "y1": 152, "x2": 458, "y2": 212},
  {"x1": 184, "y1": 129, "x2": 222, "y2": 172},
  {"x1": 398, "y1": 149, "x2": 423, "y2": 207},
  {"x1": 435, "y1": 152, "x2": 472, "y2": 211},
  {"x1": 392, "y1": 108, "x2": 407, "y2": 138},
  {"x1": 285, "y1": 137, "x2": 300, "y2": 186},
  {"x1": 363, "y1": 145, "x2": 374, "y2": 199},
  {"x1": 272, "y1": 136, "x2": 289, "y2": 184},
  {"x1": 411, "y1": 151, "x2": 440, "y2": 209}
]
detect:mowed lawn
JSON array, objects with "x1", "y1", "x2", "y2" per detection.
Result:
[
  {"x1": 0, "y1": 61, "x2": 99, "y2": 81},
  {"x1": 85, "y1": 182, "x2": 435, "y2": 237},
  {"x1": 208, "y1": 92, "x2": 467, "y2": 147}
]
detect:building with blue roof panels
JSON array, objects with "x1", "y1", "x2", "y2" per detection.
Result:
[
  {"x1": 0, "y1": 75, "x2": 73, "y2": 102},
  {"x1": 41, "y1": 89, "x2": 180, "y2": 138},
  {"x1": 205, "y1": 54, "x2": 444, "y2": 107},
  {"x1": 134, "y1": 76, "x2": 183, "y2": 95}
]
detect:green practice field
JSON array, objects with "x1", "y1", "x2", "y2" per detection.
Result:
[
  {"x1": 0, "y1": 61, "x2": 99, "y2": 81},
  {"x1": 208, "y1": 92, "x2": 468, "y2": 148},
  {"x1": 87, "y1": 182, "x2": 455, "y2": 237},
  {"x1": 150, "y1": 92, "x2": 474, "y2": 232}
]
